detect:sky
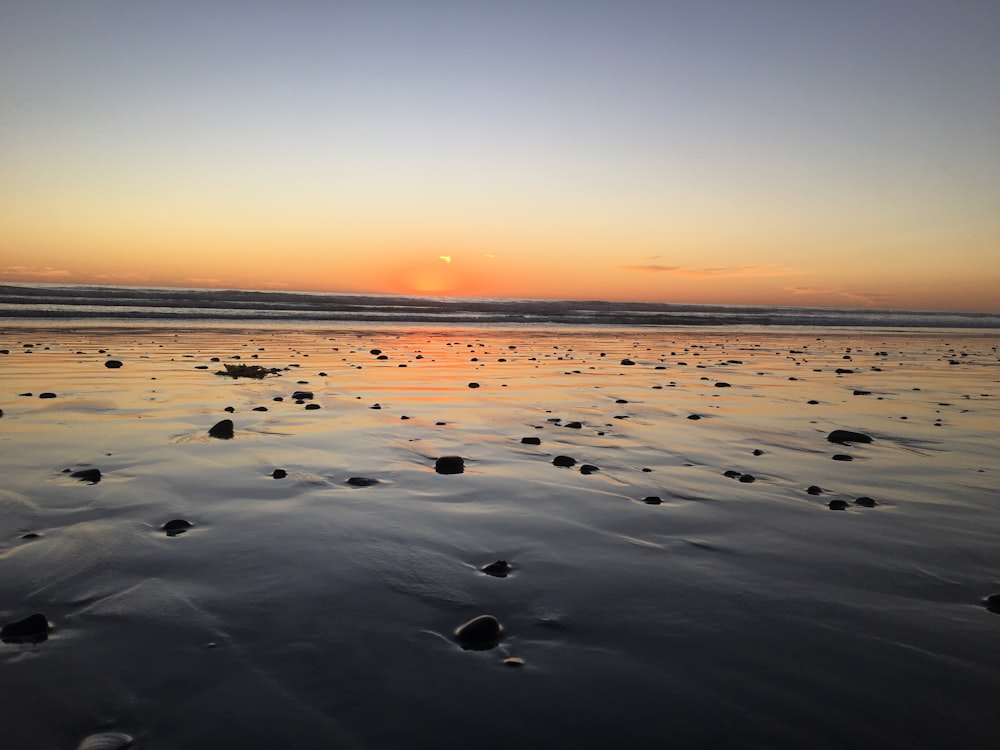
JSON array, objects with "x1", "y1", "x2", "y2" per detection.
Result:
[{"x1": 2, "y1": 1, "x2": 998, "y2": 311}]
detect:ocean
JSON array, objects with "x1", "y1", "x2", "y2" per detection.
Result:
[{"x1": 2, "y1": 282, "x2": 998, "y2": 329}]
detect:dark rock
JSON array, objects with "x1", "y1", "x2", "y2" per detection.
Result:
[
  {"x1": 807, "y1": 400, "x2": 820, "y2": 405},
  {"x1": 615, "y1": 399, "x2": 628, "y2": 404},
  {"x1": 579, "y1": 464, "x2": 600, "y2": 475},
  {"x1": 481, "y1": 560, "x2": 511, "y2": 577},
  {"x1": 687, "y1": 414, "x2": 701, "y2": 420},
  {"x1": 565, "y1": 421, "x2": 583, "y2": 429},
  {"x1": 291, "y1": 391, "x2": 313, "y2": 400},
  {"x1": 642, "y1": 496, "x2": 662, "y2": 505},
  {"x1": 304, "y1": 403, "x2": 321, "y2": 410},
  {"x1": 370, "y1": 403, "x2": 381, "y2": 410},
  {"x1": 252, "y1": 406, "x2": 268, "y2": 412},
  {"x1": 853, "y1": 390, "x2": 872, "y2": 396},
  {"x1": 738, "y1": 474, "x2": 756, "y2": 483},
  {"x1": 752, "y1": 449, "x2": 764, "y2": 456},
  {"x1": 520, "y1": 436, "x2": 541, "y2": 445},
  {"x1": 208, "y1": 419, "x2": 234, "y2": 439},
  {"x1": 224, "y1": 406, "x2": 235, "y2": 413},
  {"x1": 1, "y1": 612, "x2": 50, "y2": 643},
  {"x1": 984, "y1": 594, "x2": 1000, "y2": 614},
  {"x1": 370, "y1": 349, "x2": 382, "y2": 355},
  {"x1": 723, "y1": 470, "x2": 742, "y2": 478},
  {"x1": 828, "y1": 499, "x2": 849, "y2": 510},
  {"x1": 832, "y1": 454, "x2": 853, "y2": 461},
  {"x1": 854, "y1": 496, "x2": 877, "y2": 507},
  {"x1": 272, "y1": 469, "x2": 287, "y2": 479},
  {"x1": 435, "y1": 456, "x2": 465, "y2": 475},
  {"x1": 39, "y1": 392, "x2": 57, "y2": 399},
  {"x1": 347, "y1": 477, "x2": 379, "y2": 487},
  {"x1": 104, "y1": 360, "x2": 123, "y2": 369},
  {"x1": 162, "y1": 519, "x2": 193, "y2": 536},
  {"x1": 552, "y1": 455, "x2": 576, "y2": 468},
  {"x1": 21, "y1": 532, "x2": 40, "y2": 540},
  {"x1": 454, "y1": 614, "x2": 503, "y2": 649},
  {"x1": 807, "y1": 485, "x2": 823, "y2": 495},
  {"x1": 827, "y1": 429, "x2": 872, "y2": 445},
  {"x1": 620, "y1": 359, "x2": 635, "y2": 366},
  {"x1": 714, "y1": 382, "x2": 731, "y2": 388},
  {"x1": 835, "y1": 368, "x2": 854, "y2": 374},
  {"x1": 468, "y1": 382, "x2": 480, "y2": 389},
  {"x1": 71, "y1": 468, "x2": 102, "y2": 484}
]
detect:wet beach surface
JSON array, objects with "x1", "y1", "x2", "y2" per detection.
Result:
[{"x1": 1, "y1": 323, "x2": 999, "y2": 749}]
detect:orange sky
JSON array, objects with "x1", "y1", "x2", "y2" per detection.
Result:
[{"x1": 2, "y1": 3, "x2": 999, "y2": 311}]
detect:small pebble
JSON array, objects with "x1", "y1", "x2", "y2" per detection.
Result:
[
  {"x1": 481, "y1": 560, "x2": 511, "y2": 577},
  {"x1": 71, "y1": 468, "x2": 102, "y2": 484},
  {"x1": 0, "y1": 612, "x2": 50, "y2": 643},
  {"x1": 104, "y1": 360, "x2": 123, "y2": 369},
  {"x1": 208, "y1": 419, "x2": 235, "y2": 439},
  {"x1": 435, "y1": 456, "x2": 465, "y2": 475},
  {"x1": 162, "y1": 518, "x2": 193, "y2": 536},
  {"x1": 642, "y1": 496, "x2": 662, "y2": 505},
  {"x1": 454, "y1": 614, "x2": 503, "y2": 649},
  {"x1": 828, "y1": 499, "x2": 849, "y2": 510},
  {"x1": 520, "y1": 436, "x2": 541, "y2": 445},
  {"x1": 272, "y1": 469, "x2": 287, "y2": 479},
  {"x1": 552, "y1": 455, "x2": 576, "y2": 468}
]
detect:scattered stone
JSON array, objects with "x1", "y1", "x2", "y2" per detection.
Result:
[
  {"x1": 827, "y1": 429, "x2": 872, "y2": 445},
  {"x1": 828, "y1": 499, "x2": 849, "y2": 510},
  {"x1": 620, "y1": 359, "x2": 635, "y2": 366},
  {"x1": 272, "y1": 469, "x2": 287, "y2": 479},
  {"x1": 642, "y1": 496, "x2": 662, "y2": 505},
  {"x1": 71, "y1": 468, "x2": 102, "y2": 484},
  {"x1": 304, "y1": 403, "x2": 321, "y2": 410},
  {"x1": 252, "y1": 406, "x2": 268, "y2": 412},
  {"x1": 723, "y1": 470, "x2": 742, "y2": 478},
  {"x1": 347, "y1": 477, "x2": 379, "y2": 487},
  {"x1": 579, "y1": 464, "x2": 600, "y2": 475},
  {"x1": 984, "y1": 594, "x2": 1000, "y2": 614},
  {"x1": 162, "y1": 519, "x2": 193, "y2": 536},
  {"x1": 1, "y1": 612, "x2": 50, "y2": 643},
  {"x1": 738, "y1": 474, "x2": 756, "y2": 483},
  {"x1": 853, "y1": 390, "x2": 872, "y2": 396},
  {"x1": 218, "y1": 363, "x2": 279, "y2": 379},
  {"x1": 370, "y1": 403, "x2": 381, "y2": 410},
  {"x1": 39, "y1": 392, "x2": 57, "y2": 399},
  {"x1": 291, "y1": 390, "x2": 313, "y2": 400},
  {"x1": 76, "y1": 732, "x2": 135, "y2": 750},
  {"x1": 832, "y1": 454, "x2": 853, "y2": 461},
  {"x1": 435, "y1": 456, "x2": 465, "y2": 475},
  {"x1": 552, "y1": 455, "x2": 576, "y2": 468},
  {"x1": 209, "y1": 419, "x2": 235, "y2": 439},
  {"x1": 854, "y1": 496, "x2": 877, "y2": 507},
  {"x1": 104, "y1": 360, "x2": 123, "y2": 369},
  {"x1": 807, "y1": 485, "x2": 823, "y2": 495},
  {"x1": 565, "y1": 421, "x2": 583, "y2": 429},
  {"x1": 21, "y1": 532, "x2": 40, "y2": 540},
  {"x1": 835, "y1": 368, "x2": 854, "y2": 374},
  {"x1": 520, "y1": 436, "x2": 541, "y2": 445},
  {"x1": 714, "y1": 382, "x2": 731, "y2": 388},
  {"x1": 752, "y1": 449, "x2": 764, "y2": 456},
  {"x1": 224, "y1": 406, "x2": 235, "y2": 413},
  {"x1": 454, "y1": 614, "x2": 503, "y2": 649},
  {"x1": 481, "y1": 560, "x2": 511, "y2": 577},
  {"x1": 370, "y1": 348, "x2": 382, "y2": 355},
  {"x1": 468, "y1": 382, "x2": 480, "y2": 389},
  {"x1": 687, "y1": 414, "x2": 701, "y2": 420}
]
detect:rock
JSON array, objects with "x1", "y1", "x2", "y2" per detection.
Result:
[
  {"x1": 565, "y1": 421, "x2": 583, "y2": 429},
  {"x1": 481, "y1": 560, "x2": 511, "y2": 577},
  {"x1": 1, "y1": 612, "x2": 50, "y2": 643},
  {"x1": 224, "y1": 406, "x2": 235, "y2": 413},
  {"x1": 752, "y1": 449, "x2": 764, "y2": 456},
  {"x1": 520, "y1": 436, "x2": 541, "y2": 445},
  {"x1": 39, "y1": 392, "x2": 57, "y2": 399},
  {"x1": 723, "y1": 470, "x2": 742, "y2": 478},
  {"x1": 714, "y1": 382, "x2": 731, "y2": 388},
  {"x1": 854, "y1": 496, "x2": 877, "y2": 507},
  {"x1": 687, "y1": 414, "x2": 701, "y2": 420},
  {"x1": 252, "y1": 406, "x2": 268, "y2": 412},
  {"x1": 832, "y1": 454, "x2": 853, "y2": 461},
  {"x1": 304, "y1": 403, "x2": 321, "y2": 410},
  {"x1": 454, "y1": 614, "x2": 503, "y2": 649},
  {"x1": 209, "y1": 419, "x2": 235, "y2": 439},
  {"x1": 370, "y1": 348, "x2": 382, "y2": 355},
  {"x1": 435, "y1": 456, "x2": 465, "y2": 475},
  {"x1": 291, "y1": 391, "x2": 313, "y2": 400},
  {"x1": 346, "y1": 477, "x2": 379, "y2": 487},
  {"x1": 504, "y1": 657, "x2": 525, "y2": 667},
  {"x1": 853, "y1": 390, "x2": 872, "y2": 396},
  {"x1": 76, "y1": 732, "x2": 135, "y2": 750},
  {"x1": 162, "y1": 519, "x2": 193, "y2": 536},
  {"x1": 71, "y1": 468, "x2": 102, "y2": 484},
  {"x1": 835, "y1": 368, "x2": 854, "y2": 374},
  {"x1": 552, "y1": 455, "x2": 576, "y2": 468},
  {"x1": 985, "y1": 594, "x2": 1000, "y2": 614},
  {"x1": 828, "y1": 499, "x2": 849, "y2": 510},
  {"x1": 738, "y1": 474, "x2": 756, "y2": 483},
  {"x1": 579, "y1": 464, "x2": 600, "y2": 475},
  {"x1": 104, "y1": 360, "x2": 123, "y2": 369},
  {"x1": 642, "y1": 496, "x2": 662, "y2": 505},
  {"x1": 620, "y1": 359, "x2": 635, "y2": 365},
  {"x1": 807, "y1": 485, "x2": 823, "y2": 495},
  {"x1": 21, "y1": 532, "x2": 40, "y2": 540},
  {"x1": 272, "y1": 469, "x2": 287, "y2": 479},
  {"x1": 827, "y1": 429, "x2": 872, "y2": 445},
  {"x1": 468, "y1": 382, "x2": 480, "y2": 388}
]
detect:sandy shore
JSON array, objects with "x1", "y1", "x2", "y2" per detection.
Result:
[{"x1": 1, "y1": 322, "x2": 998, "y2": 749}]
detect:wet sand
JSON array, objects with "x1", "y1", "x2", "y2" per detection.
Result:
[{"x1": 1, "y1": 323, "x2": 999, "y2": 749}]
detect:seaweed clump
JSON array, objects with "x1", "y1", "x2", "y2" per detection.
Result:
[{"x1": 216, "y1": 363, "x2": 281, "y2": 379}]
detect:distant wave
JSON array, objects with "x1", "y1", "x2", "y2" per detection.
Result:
[{"x1": 1, "y1": 283, "x2": 998, "y2": 329}]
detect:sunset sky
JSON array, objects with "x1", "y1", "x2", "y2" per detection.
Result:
[{"x1": 2, "y1": 1, "x2": 998, "y2": 311}]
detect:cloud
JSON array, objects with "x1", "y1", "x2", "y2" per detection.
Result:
[
  {"x1": 185, "y1": 277, "x2": 224, "y2": 286},
  {"x1": 787, "y1": 286, "x2": 894, "y2": 305},
  {"x1": 482, "y1": 254, "x2": 496, "y2": 259},
  {"x1": 439, "y1": 255, "x2": 452, "y2": 264},
  {"x1": 618, "y1": 264, "x2": 795, "y2": 278},
  {"x1": 0, "y1": 265, "x2": 73, "y2": 280}
]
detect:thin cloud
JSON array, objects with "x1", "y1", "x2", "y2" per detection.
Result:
[
  {"x1": 787, "y1": 286, "x2": 894, "y2": 305},
  {"x1": 1, "y1": 265, "x2": 73, "y2": 280},
  {"x1": 618, "y1": 264, "x2": 795, "y2": 278}
]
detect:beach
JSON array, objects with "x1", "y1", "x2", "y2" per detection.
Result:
[{"x1": 1, "y1": 321, "x2": 998, "y2": 749}]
